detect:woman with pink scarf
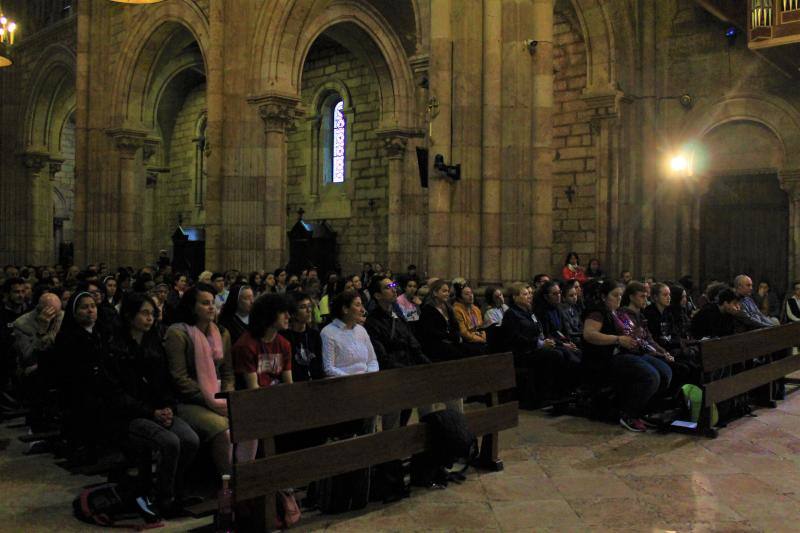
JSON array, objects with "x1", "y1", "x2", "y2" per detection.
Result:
[{"x1": 165, "y1": 284, "x2": 234, "y2": 475}]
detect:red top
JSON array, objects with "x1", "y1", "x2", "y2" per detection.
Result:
[
  {"x1": 561, "y1": 265, "x2": 587, "y2": 284},
  {"x1": 233, "y1": 330, "x2": 292, "y2": 387}
]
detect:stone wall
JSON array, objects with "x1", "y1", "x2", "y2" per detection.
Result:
[
  {"x1": 287, "y1": 38, "x2": 387, "y2": 275},
  {"x1": 54, "y1": 115, "x2": 76, "y2": 247},
  {"x1": 551, "y1": 6, "x2": 597, "y2": 272}
]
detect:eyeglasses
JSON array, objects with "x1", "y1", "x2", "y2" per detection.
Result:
[{"x1": 384, "y1": 282, "x2": 398, "y2": 290}]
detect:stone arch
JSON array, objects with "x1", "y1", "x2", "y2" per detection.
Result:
[
  {"x1": 310, "y1": 78, "x2": 353, "y2": 113},
  {"x1": 251, "y1": 0, "x2": 415, "y2": 130},
  {"x1": 683, "y1": 93, "x2": 800, "y2": 174},
  {"x1": 22, "y1": 43, "x2": 76, "y2": 153},
  {"x1": 109, "y1": 0, "x2": 209, "y2": 130},
  {"x1": 568, "y1": 0, "x2": 619, "y2": 92}
]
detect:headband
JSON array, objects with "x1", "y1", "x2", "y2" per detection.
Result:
[{"x1": 72, "y1": 291, "x2": 92, "y2": 316}]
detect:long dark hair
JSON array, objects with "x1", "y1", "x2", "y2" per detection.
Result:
[
  {"x1": 331, "y1": 290, "x2": 360, "y2": 321},
  {"x1": 173, "y1": 283, "x2": 216, "y2": 325},
  {"x1": 533, "y1": 280, "x2": 560, "y2": 317},
  {"x1": 582, "y1": 278, "x2": 622, "y2": 318},
  {"x1": 119, "y1": 292, "x2": 159, "y2": 329}
]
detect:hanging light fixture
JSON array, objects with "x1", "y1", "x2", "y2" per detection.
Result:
[{"x1": 0, "y1": 4, "x2": 17, "y2": 68}]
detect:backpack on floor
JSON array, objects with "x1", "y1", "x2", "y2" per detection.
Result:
[
  {"x1": 681, "y1": 384, "x2": 719, "y2": 427},
  {"x1": 72, "y1": 482, "x2": 163, "y2": 530},
  {"x1": 411, "y1": 409, "x2": 478, "y2": 487}
]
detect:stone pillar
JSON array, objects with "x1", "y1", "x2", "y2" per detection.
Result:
[
  {"x1": 427, "y1": 0, "x2": 454, "y2": 278},
  {"x1": 251, "y1": 93, "x2": 299, "y2": 269},
  {"x1": 581, "y1": 89, "x2": 626, "y2": 276},
  {"x1": 780, "y1": 171, "x2": 800, "y2": 283},
  {"x1": 21, "y1": 151, "x2": 52, "y2": 264},
  {"x1": 480, "y1": 0, "x2": 503, "y2": 284},
  {"x1": 108, "y1": 129, "x2": 147, "y2": 267},
  {"x1": 530, "y1": 0, "x2": 555, "y2": 275},
  {"x1": 377, "y1": 130, "x2": 417, "y2": 271}
]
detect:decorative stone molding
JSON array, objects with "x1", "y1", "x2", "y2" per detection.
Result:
[
  {"x1": 107, "y1": 128, "x2": 148, "y2": 158},
  {"x1": 21, "y1": 151, "x2": 50, "y2": 175},
  {"x1": 376, "y1": 128, "x2": 423, "y2": 159},
  {"x1": 48, "y1": 158, "x2": 65, "y2": 180},
  {"x1": 248, "y1": 93, "x2": 301, "y2": 133},
  {"x1": 779, "y1": 170, "x2": 800, "y2": 201},
  {"x1": 146, "y1": 171, "x2": 159, "y2": 188},
  {"x1": 581, "y1": 87, "x2": 629, "y2": 121}
]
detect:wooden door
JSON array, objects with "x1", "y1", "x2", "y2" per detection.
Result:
[{"x1": 700, "y1": 174, "x2": 789, "y2": 295}]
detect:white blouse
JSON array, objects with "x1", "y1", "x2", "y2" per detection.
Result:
[{"x1": 321, "y1": 319, "x2": 380, "y2": 377}]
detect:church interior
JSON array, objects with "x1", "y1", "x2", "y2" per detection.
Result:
[{"x1": 2, "y1": 0, "x2": 800, "y2": 531}]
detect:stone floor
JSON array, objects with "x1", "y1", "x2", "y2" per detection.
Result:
[{"x1": 4, "y1": 394, "x2": 800, "y2": 532}]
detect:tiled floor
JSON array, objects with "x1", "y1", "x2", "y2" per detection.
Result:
[{"x1": 4, "y1": 394, "x2": 800, "y2": 532}]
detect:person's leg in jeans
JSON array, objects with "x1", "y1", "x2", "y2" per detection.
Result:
[
  {"x1": 640, "y1": 354, "x2": 673, "y2": 398},
  {"x1": 128, "y1": 417, "x2": 199, "y2": 507},
  {"x1": 168, "y1": 416, "x2": 199, "y2": 501},
  {"x1": 611, "y1": 353, "x2": 661, "y2": 418}
]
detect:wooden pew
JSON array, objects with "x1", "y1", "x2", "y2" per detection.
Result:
[
  {"x1": 690, "y1": 321, "x2": 800, "y2": 438},
  {"x1": 222, "y1": 352, "x2": 518, "y2": 530}
]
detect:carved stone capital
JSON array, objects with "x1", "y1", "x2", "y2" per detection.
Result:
[
  {"x1": 21, "y1": 151, "x2": 50, "y2": 175},
  {"x1": 581, "y1": 87, "x2": 629, "y2": 121},
  {"x1": 248, "y1": 93, "x2": 301, "y2": 133},
  {"x1": 48, "y1": 158, "x2": 65, "y2": 180},
  {"x1": 146, "y1": 171, "x2": 159, "y2": 188},
  {"x1": 375, "y1": 128, "x2": 423, "y2": 159},
  {"x1": 107, "y1": 128, "x2": 148, "y2": 158}
]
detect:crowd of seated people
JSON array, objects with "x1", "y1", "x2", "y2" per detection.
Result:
[{"x1": 0, "y1": 254, "x2": 796, "y2": 521}]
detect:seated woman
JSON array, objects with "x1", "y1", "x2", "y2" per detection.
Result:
[
  {"x1": 107, "y1": 294, "x2": 199, "y2": 517},
  {"x1": 217, "y1": 283, "x2": 254, "y2": 345},
  {"x1": 283, "y1": 291, "x2": 324, "y2": 382},
  {"x1": 232, "y1": 293, "x2": 293, "y2": 462},
  {"x1": 164, "y1": 284, "x2": 234, "y2": 475},
  {"x1": 483, "y1": 285, "x2": 508, "y2": 326},
  {"x1": 54, "y1": 291, "x2": 110, "y2": 463},
  {"x1": 532, "y1": 281, "x2": 582, "y2": 364},
  {"x1": 394, "y1": 275, "x2": 422, "y2": 324},
  {"x1": 561, "y1": 252, "x2": 587, "y2": 284},
  {"x1": 321, "y1": 291, "x2": 379, "y2": 440},
  {"x1": 585, "y1": 258, "x2": 604, "y2": 279},
  {"x1": 321, "y1": 290, "x2": 379, "y2": 377},
  {"x1": 581, "y1": 279, "x2": 672, "y2": 433},
  {"x1": 418, "y1": 280, "x2": 463, "y2": 361},
  {"x1": 500, "y1": 282, "x2": 575, "y2": 404},
  {"x1": 452, "y1": 284, "x2": 488, "y2": 356},
  {"x1": 560, "y1": 281, "x2": 584, "y2": 345}
]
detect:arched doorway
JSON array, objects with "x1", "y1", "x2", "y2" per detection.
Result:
[{"x1": 700, "y1": 173, "x2": 789, "y2": 292}]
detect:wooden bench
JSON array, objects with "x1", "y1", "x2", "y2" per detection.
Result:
[
  {"x1": 221, "y1": 352, "x2": 518, "y2": 530},
  {"x1": 686, "y1": 321, "x2": 800, "y2": 438}
]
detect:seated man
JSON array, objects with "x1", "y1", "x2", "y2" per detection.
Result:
[
  {"x1": 12, "y1": 292, "x2": 63, "y2": 432},
  {"x1": 690, "y1": 288, "x2": 740, "y2": 339},
  {"x1": 733, "y1": 275, "x2": 779, "y2": 330},
  {"x1": 500, "y1": 282, "x2": 576, "y2": 404}
]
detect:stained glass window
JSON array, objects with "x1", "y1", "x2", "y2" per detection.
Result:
[{"x1": 332, "y1": 100, "x2": 345, "y2": 183}]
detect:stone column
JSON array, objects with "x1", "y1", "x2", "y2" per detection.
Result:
[
  {"x1": 581, "y1": 89, "x2": 625, "y2": 275},
  {"x1": 251, "y1": 93, "x2": 299, "y2": 268},
  {"x1": 108, "y1": 129, "x2": 147, "y2": 267},
  {"x1": 530, "y1": 0, "x2": 555, "y2": 275},
  {"x1": 427, "y1": 0, "x2": 454, "y2": 278},
  {"x1": 780, "y1": 171, "x2": 800, "y2": 283},
  {"x1": 377, "y1": 130, "x2": 415, "y2": 271},
  {"x1": 21, "y1": 151, "x2": 52, "y2": 264}
]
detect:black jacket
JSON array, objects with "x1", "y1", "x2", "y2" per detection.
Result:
[
  {"x1": 498, "y1": 304, "x2": 544, "y2": 356},
  {"x1": 365, "y1": 304, "x2": 431, "y2": 369},
  {"x1": 105, "y1": 330, "x2": 176, "y2": 424},
  {"x1": 418, "y1": 303, "x2": 462, "y2": 361},
  {"x1": 219, "y1": 314, "x2": 248, "y2": 345},
  {"x1": 691, "y1": 303, "x2": 736, "y2": 339}
]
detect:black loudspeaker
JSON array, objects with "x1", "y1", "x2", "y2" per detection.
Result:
[{"x1": 416, "y1": 147, "x2": 429, "y2": 188}]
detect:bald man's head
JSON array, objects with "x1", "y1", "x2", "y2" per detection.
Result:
[
  {"x1": 734, "y1": 275, "x2": 753, "y2": 297},
  {"x1": 37, "y1": 292, "x2": 62, "y2": 313}
]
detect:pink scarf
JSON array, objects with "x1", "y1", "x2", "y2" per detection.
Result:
[{"x1": 182, "y1": 322, "x2": 227, "y2": 416}]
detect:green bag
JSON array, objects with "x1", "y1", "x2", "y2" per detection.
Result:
[{"x1": 682, "y1": 384, "x2": 718, "y2": 426}]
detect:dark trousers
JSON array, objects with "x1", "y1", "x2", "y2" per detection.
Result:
[
  {"x1": 128, "y1": 416, "x2": 200, "y2": 504},
  {"x1": 611, "y1": 353, "x2": 672, "y2": 418}
]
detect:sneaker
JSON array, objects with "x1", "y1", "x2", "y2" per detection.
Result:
[{"x1": 619, "y1": 416, "x2": 647, "y2": 432}]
